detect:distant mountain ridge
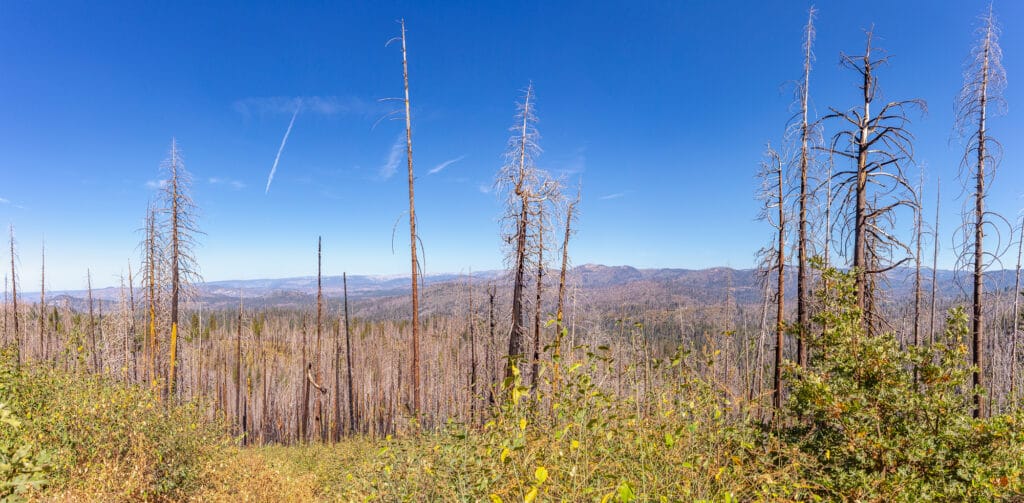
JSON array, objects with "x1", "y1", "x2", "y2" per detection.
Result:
[{"x1": 32, "y1": 264, "x2": 1019, "y2": 311}]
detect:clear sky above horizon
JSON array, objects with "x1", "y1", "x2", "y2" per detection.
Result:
[{"x1": 1, "y1": 1, "x2": 1022, "y2": 290}]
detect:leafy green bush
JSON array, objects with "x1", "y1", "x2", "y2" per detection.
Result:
[
  {"x1": 0, "y1": 401, "x2": 50, "y2": 501},
  {"x1": 0, "y1": 354, "x2": 230, "y2": 500},
  {"x1": 784, "y1": 266, "x2": 1024, "y2": 501}
]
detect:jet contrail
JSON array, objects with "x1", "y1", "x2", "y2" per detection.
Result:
[{"x1": 265, "y1": 104, "x2": 301, "y2": 194}]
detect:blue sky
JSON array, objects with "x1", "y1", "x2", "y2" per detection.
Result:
[{"x1": 1, "y1": 1, "x2": 1022, "y2": 290}]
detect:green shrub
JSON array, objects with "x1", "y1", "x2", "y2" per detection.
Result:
[
  {"x1": 0, "y1": 355, "x2": 230, "y2": 501},
  {"x1": 0, "y1": 400, "x2": 50, "y2": 502},
  {"x1": 784, "y1": 266, "x2": 1024, "y2": 501}
]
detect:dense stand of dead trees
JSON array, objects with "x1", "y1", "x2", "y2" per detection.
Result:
[
  {"x1": 0, "y1": 8, "x2": 1021, "y2": 447},
  {"x1": 755, "y1": 6, "x2": 1018, "y2": 420}
]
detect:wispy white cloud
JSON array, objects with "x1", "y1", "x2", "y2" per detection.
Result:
[
  {"x1": 266, "y1": 104, "x2": 301, "y2": 194},
  {"x1": 0, "y1": 197, "x2": 8, "y2": 204},
  {"x1": 428, "y1": 155, "x2": 466, "y2": 175},
  {"x1": 600, "y1": 192, "x2": 627, "y2": 200},
  {"x1": 478, "y1": 183, "x2": 493, "y2": 194},
  {"x1": 554, "y1": 146, "x2": 587, "y2": 177},
  {"x1": 233, "y1": 96, "x2": 385, "y2": 117},
  {"x1": 379, "y1": 135, "x2": 405, "y2": 180},
  {"x1": 145, "y1": 179, "x2": 168, "y2": 190},
  {"x1": 209, "y1": 177, "x2": 246, "y2": 190}
]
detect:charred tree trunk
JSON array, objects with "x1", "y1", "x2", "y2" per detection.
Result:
[
  {"x1": 315, "y1": 237, "x2": 323, "y2": 440},
  {"x1": 468, "y1": 273, "x2": 478, "y2": 423},
  {"x1": 39, "y1": 241, "x2": 45, "y2": 362},
  {"x1": 913, "y1": 175, "x2": 924, "y2": 349},
  {"x1": 530, "y1": 210, "x2": 544, "y2": 393},
  {"x1": 795, "y1": 7, "x2": 816, "y2": 368},
  {"x1": 344, "y1": 273, "x2": 354, "y2": 433},
  {"x1": 554, "y1": 193, "x2": 577, "y2": 399},
  {"x1": 1011, "y1": 216, "x2": 1023, "y2": 404},
  {"x1": 87, "y1": 270, "x2": 98, "y2": 372},
  {"x1": 9, "y1": 226, "x2": 19, "y2": 368},
  {"x1": 397, "y1": 19, "x2": 422, "y2": 418},
  {"x1": 955, "y1": 8, "x2": 1003, "y2": 418},
  {"x1": 929, "y1": 179, "x2": 941, "y2": 345},
  {"x1": 235, "y1": 293, "x2": 243, "y2": 437},
  {"x1": 771, "y1": 151, "x2": 786, "y2": 418}
]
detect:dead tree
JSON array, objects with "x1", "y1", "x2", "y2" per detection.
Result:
[
  {"x1": 791, "y1": 6, "x2": 817, "y2": 368},
  {"x1": 553, "y1": 186, "x2": 580, "y2": 397},
  {"x1": 332, "y1": 316, "x2": 341, "y2": 440},
  {"x1": 8, "y1": 226, "x2": 18, "y2": 368},
  {"x1": 913, "y1": 172, "x2": 924, "y2": 348},
  {"x1": 468, "y1": 272, "x2": 478, "y2": 422},
  {"x1": 757, "y1": 145, "x2": 786, "y2": 416},
  {"x1": 314, "y1": 237, "x2": 324, "y2": 440},
  {"x1": 159, "y1": 139, "x2": 201, "y2": 399},
  {"x1": 87, "y1": 269, "x2": 99, "y2": 372},
  {"x1": 119, "y1": 273, "x2": 129, "y2": 381},
  {"x1": 236, "y1": 293, "x2": 243, "y2": 436},
  {"x1": 127, "y1": 263, "x2": 137, "y2": 382},
  {"x1": 953, "y1": 7, "x2": 1006, "y2": 419},
  {"x1": 929, "y1": 178, "x2": 941, "y2": 344},
  {"x1": 498, "y1": 84, "x2": 542, "y2": 381},
  {"x1": 38, "y1": 241, "x2": 45, "y2": 361},
  {"x1": 825, "y1": 29, "x2": 922, "y2": 330},
  {"x1": 344, "y1": 273, "x2": 355, "y2": 434},
  {"x1": 486, "y1": 284, "x2": 497, "y2": 403},
  {"x1": 391, "y1": 19, "x2": 422, "y2": 417},
  {"x1": 143, "y1": 203, "x2": 160, "y2": 388},
  {"x1": 1011, "y1": 215, "x2": 1023, "y2": 404},
  {"x1": 299, "y1": 317, "x2": 309, "y2": 441}
]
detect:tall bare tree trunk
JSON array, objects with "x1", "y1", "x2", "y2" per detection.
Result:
[
  {"x1": 1011, "y1": 216, "x2": 1023, "y2": 404},
  {"x1": 554, "y1": 193, "x2": 578, "y2": 399},
  {"x1": 530, "y1": 210, "x2": 544, "y2": 393},
  {"x1": 795, "y1": 6, "x2": 816, "y2": 368},
  {"x1": 299, "y1": 318, "x2": 309, "y2": 441},
  {"x1": 315, "y1": 237, "x2": 323, "y2": 440},
  {"x1": 772, "y1": 152, "x2": 786, "y2": 419},
  {"x1": 146, "y1": 206, "x2": 158, "y2": 389},
  {"x1": 955, "y1": 10, "x2": 1003, "y2": 418},
  {"x1": 505, "y1": 85, "x2": 536, "y2": 381},
  {"x1": 509, "y1": 200, "x2": 529, "y2": 381},
  {"x1": 236, "y1": 293, "x2": 243, "y2": 437},
  {"x1": 487, "y1": 284, "x2": 496, "y2": 405},
  {"x1": 344, "y1": 273, "x2": 354, "y2": 434},
  {"x1": 87, "y1": 269, "x2": 98, "y2": 372},
  {"x1": 9, "y1": 226, "x2": 19, "y2": 368},
  {"x1": 929, "y1": 179, "x2": 941, "y2": 345},
  {"x1": 972, "y1": 73, "x2": 987, "y2": 419},
  {"x1": 468, "y1": 272, "x2": 478, "y2": 423},
  {"x1": 913, "y1": 174, "x2": 924, "y2": 348},
  {"x1": 39, "y1": 241, "x2": 45, "y2": 362},
  {"x1": 169, "y1": 144, "x2": 181, "y2": 399},
  {"x1": 128, "y1": 263, "x2": 137, "y2": 382},
  {"x1": 397, "y1": 19, "x2": 421, "y2": 418},
  {"x1": 332, "y1": 297, "x2": 340, "y2": 439}
]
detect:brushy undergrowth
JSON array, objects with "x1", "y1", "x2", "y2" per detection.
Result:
[
  {"x1": 0, "y1": 355, "x2": 232, "y2": 501},
  {"x1": 3, "y1": 268, "x2": 1024, "y2": 501}
]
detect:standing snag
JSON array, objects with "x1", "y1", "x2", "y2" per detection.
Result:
[
  {"x1": 791, "y1": 6, "x2": 817, "y2": 368},
  {"x1": 825, "y1": 29, "x2": 922, "y2": 332},
  {"x1": 756, "y1": 144, "x2": 786, "y2": 417},
  {"x1": 8, "y1": 226, "x2": 19, "y2": 368},
  {"x1": 953, "y1": 6, "x2": 1007, "y2": 418},
  {"x1": 393, "y1": 19, "x2": 422, "y2": 418},
  {"x1": 159, "y1": 138, "x2": 201, "y2": 399},
  {"x1": 497, "y1": 83, "x2": 543, "y2": 381}
]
